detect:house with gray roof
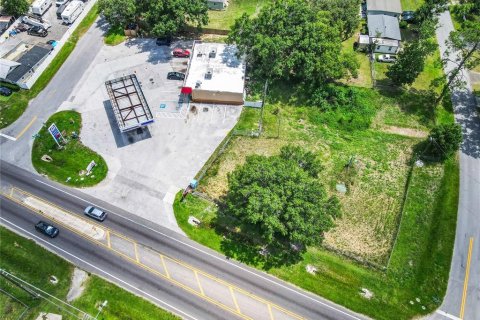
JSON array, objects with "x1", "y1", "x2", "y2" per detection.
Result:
[
  {"x1": 367, "y1": 13, "x2": 401, "y2": 53},
  {"x1": 366, "y1": 0, "x2": 402, "y2": 17}
]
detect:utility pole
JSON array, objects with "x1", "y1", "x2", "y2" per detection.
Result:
[
  {"x1": 94, "y1": 300, "x2": 108, "y2": 319},
  {"x1": 259, "y1": 79, "x2": 268, "y2": 133}
]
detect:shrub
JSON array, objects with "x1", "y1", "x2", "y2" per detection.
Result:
[{"x1": 426, "y1": 123, "x2": 463, "y2": 159}]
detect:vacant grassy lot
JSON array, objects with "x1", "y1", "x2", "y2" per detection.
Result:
[
  {"x1": 0, "y1": 4, "x2": 99, "y2": 130},
  {"x1": 206, "y1": 0, "x2": 269, "y2": 30},
  {"x1": 0, "y1": 227, "x2": 180, "y2": 320},
  {"x1": 32, "y1": 111, "x2": 108, "y2": 187}
]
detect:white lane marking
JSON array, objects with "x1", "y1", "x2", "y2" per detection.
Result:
[
  {"x1": 35, "y1": 179, "x2": 362, "y2": 320},
  {"x1": 435, "y1": 310, "x2": 462, "y2": 320},
  {"x1": 0, "y1": 217, "x2": 199, "y2": 320},
  {"x1": 0, "y1": 133, "x2": 17, "y2": 141}
]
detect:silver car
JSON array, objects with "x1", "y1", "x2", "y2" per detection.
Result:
[{"x1": 84, "y1": 206, "x2": 107, "y2": 221}]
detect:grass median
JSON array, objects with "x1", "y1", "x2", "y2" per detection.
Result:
[
  {"x1": 0, "y1": 4, "x2": 99, "y2": 130},
  {"x1": 0, "y1": 226, "x2": 180, "y2": 320},
  {"x1": 31, "y1": 110, "x2": 108, "y2": 187}
]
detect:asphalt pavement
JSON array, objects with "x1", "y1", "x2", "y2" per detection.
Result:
[
  {"x1": 0, "y1": 160, "x2": 368, "y2": 320},
  {"x1": 430, "y1": 11, "x2": 480, "y2": 320}
]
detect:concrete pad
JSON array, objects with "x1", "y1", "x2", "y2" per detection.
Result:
[{"x1": 68, "y1": 38, "x2": 241, "y2": 233}]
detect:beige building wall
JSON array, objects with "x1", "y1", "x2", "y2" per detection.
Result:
[{"x1": 192, "y1": 90, "x2": 243, "y2": 105}]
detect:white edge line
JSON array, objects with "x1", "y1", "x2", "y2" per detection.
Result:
[
  {"x1": 435, "y1": 310, "x2": 462, "y2": 320},
  {"x1": 35, "y1": 179, "x2": 363, "y2": 320},
  {"x1": 0, "y1": 133, "x2": 17, "y2": 141},
  {"x1": 0, "y1": 217, "x2": 199, "y2": 320}
]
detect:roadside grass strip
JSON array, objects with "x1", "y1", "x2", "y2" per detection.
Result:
[{"x1": 2, "y1": 187, "x2": 304, "y2": 320}]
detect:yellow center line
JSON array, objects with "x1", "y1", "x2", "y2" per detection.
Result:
[
  {"x1": 15, "y1": 116, "x2": 37, "y2": 140},
  {"x1": 230, "y1": 286, "x2": 241, "y2": 314},
  {"x1": 106, "y1": 230, "x2": 111, "y2": 248},
  {"x1": 268, "y1": 303, "x2": 274, "y2": 320},
  {"x1": 160, "y1": 254, "x2": 170, "y2": 279},
  {"x1": 460, "y1": 237, "x2": 474, "y2": 319},
  {"x1": 194, "y1": 270, "x2": 205, "y2": 296}
]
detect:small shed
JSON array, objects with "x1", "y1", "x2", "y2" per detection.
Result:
[{"x1": 208, "y1": 0, "x2": 228, "y2": 10}]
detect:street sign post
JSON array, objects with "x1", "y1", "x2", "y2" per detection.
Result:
[{"x1": 48, "y1": 123, "x2": 65, "y2": 147}]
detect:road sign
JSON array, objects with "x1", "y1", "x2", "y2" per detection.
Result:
[{"x1": 48, "y1": 123, "x2": 65, "y2": 147}]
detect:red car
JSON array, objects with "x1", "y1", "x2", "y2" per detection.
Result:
[{"x1": 172, "y1": 48, "x2": 190, "y2": 58}]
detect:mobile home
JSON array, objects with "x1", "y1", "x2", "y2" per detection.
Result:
[
  {"x1": 31, "y1": 0, "x2": 52, "y2": 16},
  {"x1": 61, "y1": 1, "x2": 84, "y2": 24}
]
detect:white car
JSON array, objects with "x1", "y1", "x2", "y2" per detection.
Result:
[
  {"x1": 84, "y1": 206, "x2": 107, "y2": 221},
  {"x1": 377, "y1": 54, "x2": 397, "y2": 63}
]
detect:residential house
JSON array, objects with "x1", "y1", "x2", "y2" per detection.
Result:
[
  {"x1": 367, "y1": 14, "x2": 401, "y2": 53},
  {"x1": 366, "y1": 0, "x2": 402, "y2": 17}
]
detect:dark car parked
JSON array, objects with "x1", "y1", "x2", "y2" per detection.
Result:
[
  {"x1": 0, "y1": 87, "x2": 12, "y2": 96},
  {"x1": 35, "y1": 221, "x2": 59, "y2": 238},
  {"x1": 167, "y1": 72, "x2": 185, "y2": 80},
  {"x1": 156, "y1": 36, "x2": 172, "y2": 46},
  {"x1": 15, "y1": 23, "x2": 31, "y2": 32},
  {"x1": 56, "y1": 2, "x2": 69, "y2": 19},
  {"x1": 28, "y1": 26, "x2": 48, "y2": 37}
]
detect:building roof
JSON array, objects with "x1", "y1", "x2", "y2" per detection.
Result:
[
  {"x1": 6, "y1": 44, "x2": 51, "y2": 82},
  {"x1": 105, "y1": 74, "x2": 154, "y2": 132},
  {"x1": 366, "y1": 0, "x2": 402, "y2": 14},
  {"x1": 371, "y1": 37, "x2": 400, "y2": 47},
  {"x1": 184, "y1": 42, "x2": 246, "y2": 95},
  {"x1": 0, "y1": 59, "x2": 20, "y2": 79},
  {"x1": 368, "y1": 14, "x2": 401, "y2": 40}
]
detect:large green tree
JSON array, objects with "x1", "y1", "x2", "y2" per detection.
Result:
[
  {"x1": 139, "y1": 0, "x2": 209, "y2": 36},
  {"x1": 1, "y1": 0, "x2": 29, "y2": 17},
  {"x1": 227, "y1": 0, "x2": 358, "y2": 85},
  {"x1": 415, "y1": 0, "x2": 449, "y2": 25},
  {"x1": 427, "y1": 123, "x2": 463, "y2": 159},
  {"x1": 315, "y1": 0, "x2": 361, "y2": 40},
  {"x1": 224, "y1": 145, "x2": 340, "y2": 252},
  {"x1": 98, "y1": 0, "x2": 136, "y2": 29}
]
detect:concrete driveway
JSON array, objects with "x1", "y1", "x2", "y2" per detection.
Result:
[{"x1": 62, "y1": 38, "x2": 242, "y2": 233}]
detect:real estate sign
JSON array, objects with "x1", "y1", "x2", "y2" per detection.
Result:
[{"x1": 48, "y1": 123, "x2": 65, "y2": 146}]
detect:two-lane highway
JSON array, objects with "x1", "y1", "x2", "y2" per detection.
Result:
[{"x1": 0, "y1": 160, "x2": 367, "y2": 320}]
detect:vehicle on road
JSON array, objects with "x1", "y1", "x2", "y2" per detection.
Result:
[
  {"x1": 402, "y1": 11, "x2": 415, "y2": 23},
  {"x1": 28, "y1": 26, "x2": 48, "y2": 37},
  {"x1": 31, "y1": 0, "x2": 52, "y2": 16},
  {"x1": 156, "y1": 37, "x2": 172, "y2": 46},
  {"x1": 84, "y1": 206, "x2": 107, "y2": 221},
  {"x1": 167, "y1": 72, "x2": 185, "y2": 80},
  {"x1": 377, "y1": 54, "x2": 397, "y2": 63},
  {"x1": 61, "y1": 0, "x2": 84, "y2": 25},
  {"x1": 172, "y1": 48, "x2": 190, "y2": 58},
  {"x1": 35, "y1": 221, "x2": 59, "y2": 238},
  {"x1": 0, "y1": 87, "x2": 13, "y2": 96}
]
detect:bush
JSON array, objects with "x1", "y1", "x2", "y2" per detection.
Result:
[
  {"x1": 426, "y1": 123, "x2": 463, "y2": 159},
  {"x1": 307, "y1": 84, "x2": 377, "y2": 130}
]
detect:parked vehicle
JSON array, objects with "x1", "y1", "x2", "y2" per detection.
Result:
[
  {"x1": 402, "y1": 11, "x2": 415, "y2": 23},
  {"x1": 84, "y1": 206, "x2": 107, "y2": 221},
  {"x1": 172, "y1": 48, "x2": 190, "y2": 58},
  {"x1": 61, "y1": 1, "x2": 84, "y2": 24},
  {"x1": 35, "y1": 221, "x2": 59, "y2": 238},
  {"x1": 15, "y1": 23, "x2": 31, "y2": 32},
  {"x1": 56, "y1": 1, "x2": 70, "y2": 19},
  {"x1": 28, "y1": 25, "x2": 48, "y2": 37},
  {"x1": 31, "y1": 0, "x2": 53, "y2": 16},
  {"x1": 0, "y1": 16, "x2": 15, "y2": 35},
  {"x1": 0, "y1": 87, "x2": 13, "y2": 96},
  {"x1": 167, "y1": 72, "x2": 185, "y2": 80},
  {"x1": 156, "y1": 36, "x2": 172, "y2": 46},
  {"x1": 22, "y1": 15, "x2": 51, "y2": 29},
  {"x1": 377, "y1": 54, "x2": 397, "y2": 63},
  {"x1": 56, "y1": 0, "x2": 68, "y2": 6}
]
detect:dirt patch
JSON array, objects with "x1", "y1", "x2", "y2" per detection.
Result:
[
  {"x1": 381, "y1": 126, "x2": 428, "y2": 138},
  {"x1": 66, "y1": 268, "x2": 88, "y2": 302}
]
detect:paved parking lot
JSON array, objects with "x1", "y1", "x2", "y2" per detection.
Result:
[{"x1": 60, "y1": 38, "x2": 242, "y2": 232}]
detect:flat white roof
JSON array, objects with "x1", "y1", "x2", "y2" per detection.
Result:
[{"x1": 185, "y1": 42, "x2": 246, "y2": 94}]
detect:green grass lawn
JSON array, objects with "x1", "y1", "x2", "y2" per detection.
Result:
[
  {"x1": 341, "y1": 23, "x2": 373, "y2": 88},
  {"x1": 31, "y1": 111, "x2": 108, "y2": 187},
  {"x1": 206, "y1": 0, "x2": 269, "y2": 30},
  {"x1": 0, "y1": 4, "x2": 99, "y2": 130},
  {"x1": 0, "y1": 227, "x2": 180, "y2": 320},
  {"x1": 401, "y1": 0, "x2": 423, "y2": 11},
  {"x1": 104, "y1": 26, "x2": 126, "y2": 46}
]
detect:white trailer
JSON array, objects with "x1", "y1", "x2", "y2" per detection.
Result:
[
  {"x1": 61, "y1": 1, "x2": 84, "y2": 24},
  {"x1": 22, "y1": 15, "x2": 51, "y2": 30},
  {"x1": 31, "y1": 0, "x2": 52, "y2": 16}
]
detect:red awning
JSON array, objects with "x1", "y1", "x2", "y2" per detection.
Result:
[{"x1": 181, "y1": 87, "x2": 193, "y2": 94}]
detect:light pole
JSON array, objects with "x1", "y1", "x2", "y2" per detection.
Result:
[{"x1": 94, "y1": 300, "x2": 108, "y2": 319}]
